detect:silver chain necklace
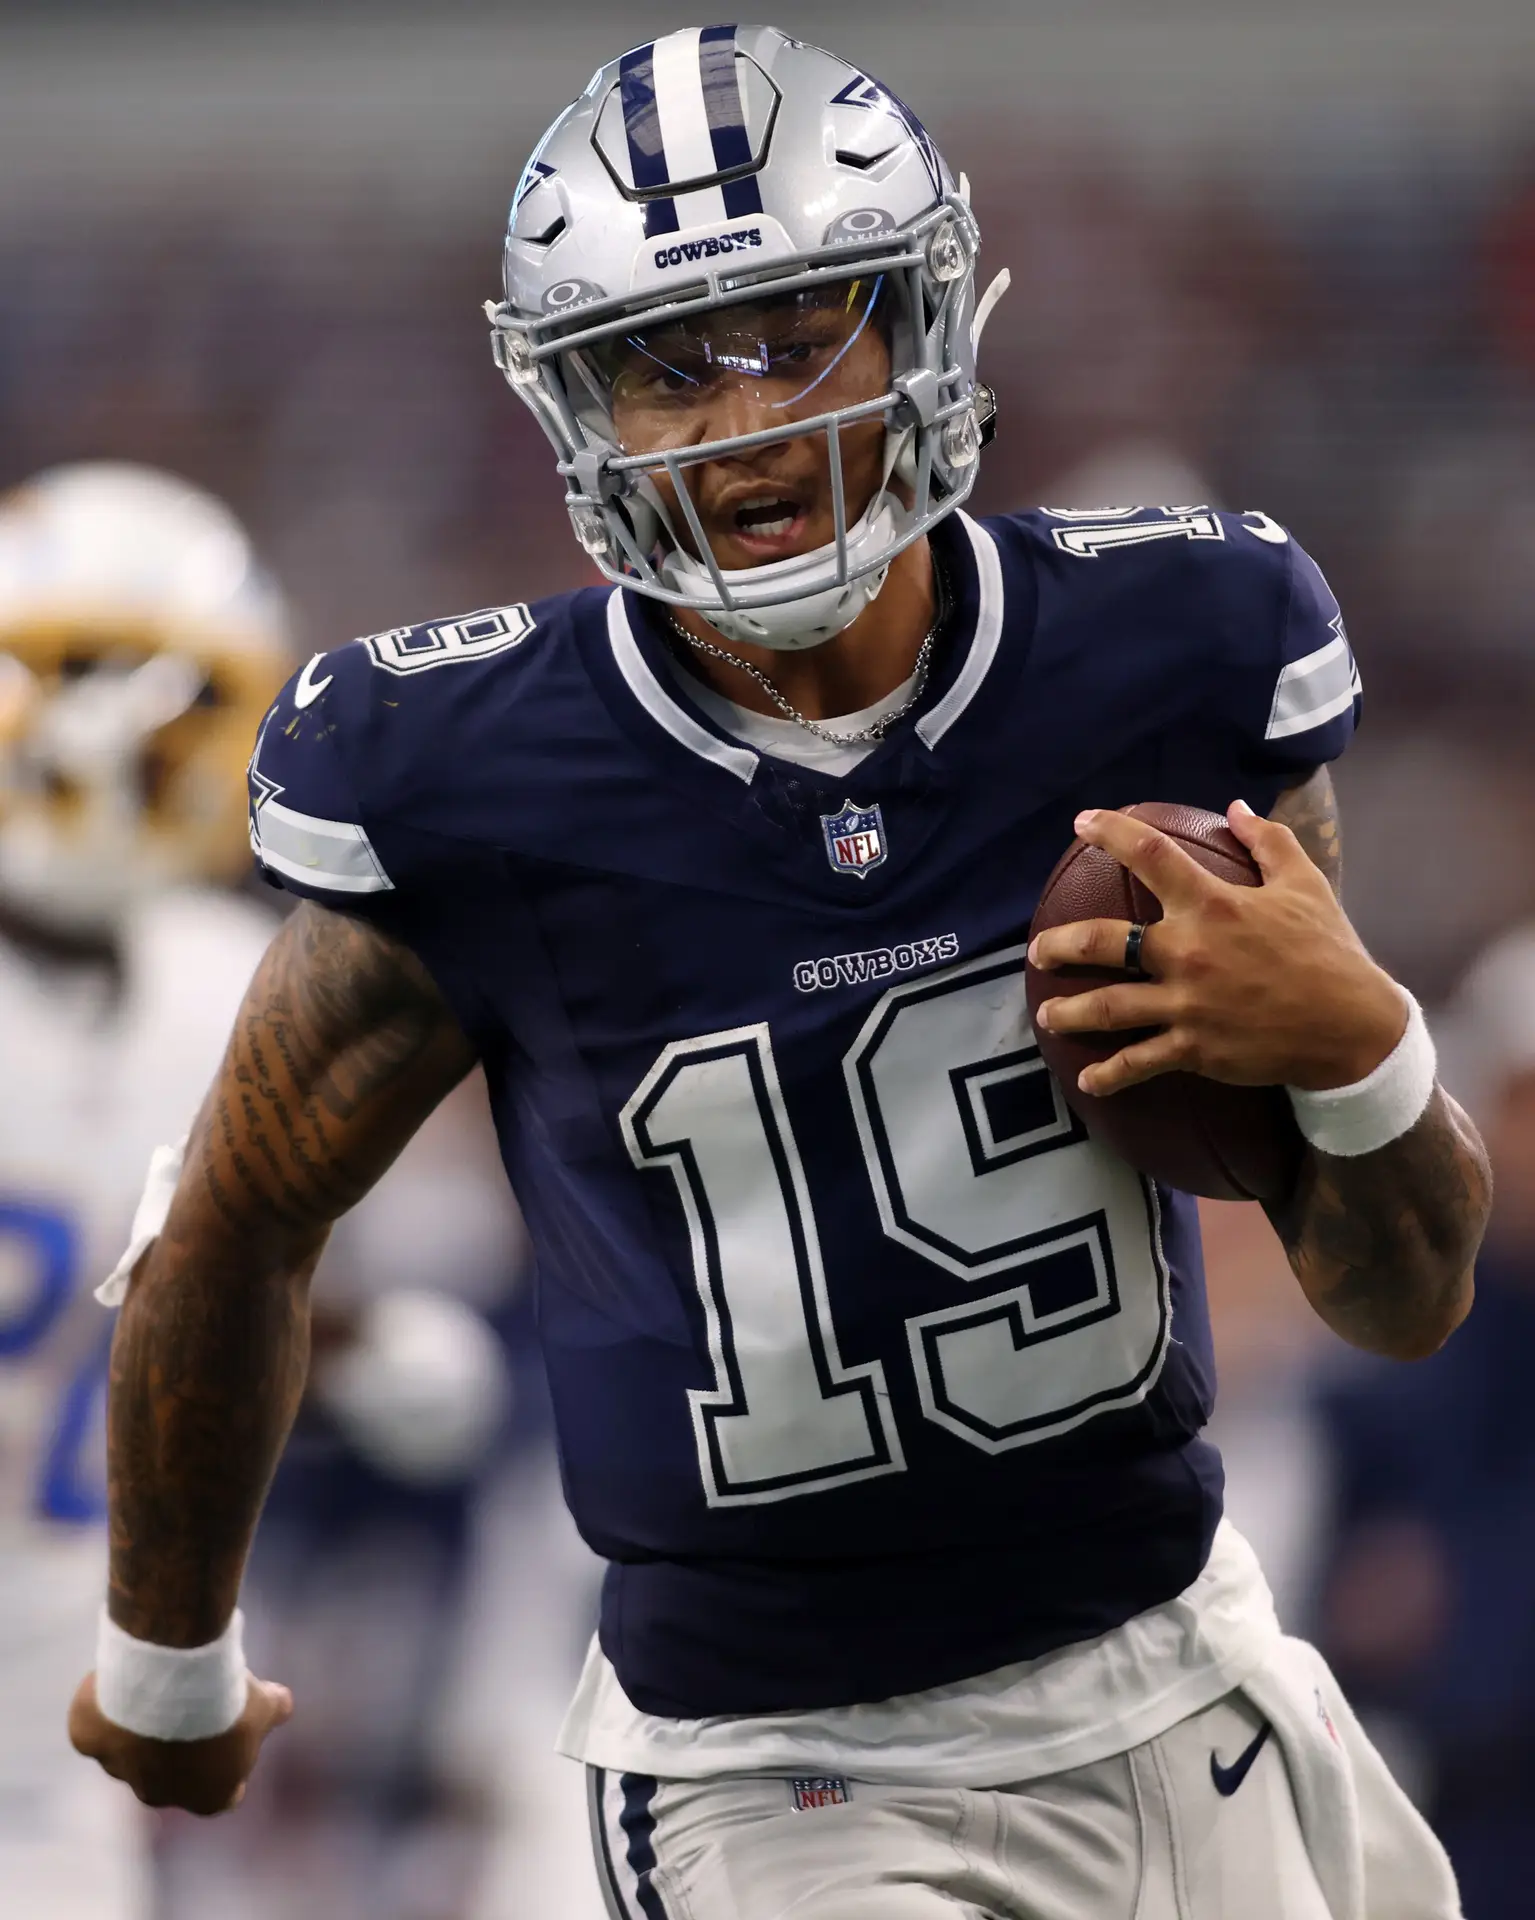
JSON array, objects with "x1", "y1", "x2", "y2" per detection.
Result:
[{"x1": 666, "y1": 570, "x2": 947, "y2": 751}]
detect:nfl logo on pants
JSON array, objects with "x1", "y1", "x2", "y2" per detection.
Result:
[
  {"x1": 789, "y1": 1776, "x2": 851, "y2": 1812},
  {"x1": 821, "y1": 799, "x2": 887, "y2": 878}
]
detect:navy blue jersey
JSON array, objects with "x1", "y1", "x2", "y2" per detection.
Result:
[{"x1": 249, "y1": 507, "x2": 1359, "y2": 1717}]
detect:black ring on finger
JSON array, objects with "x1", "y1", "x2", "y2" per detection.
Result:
[{"x1": 1124, "y1": 923, "x2": 1147, "y2": 975}]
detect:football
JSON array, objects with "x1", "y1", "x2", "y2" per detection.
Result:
[{"x1": 1025, "y1": 802, "x2": 1304, "y2": 1202}]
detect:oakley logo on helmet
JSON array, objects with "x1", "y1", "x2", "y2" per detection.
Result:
[
  {"x1": 541, "y1": 278, "x2": 605, "y2": 314},
  {"x1": 652, "y1": 226, "x2": 763, "y2": 269},
  {"x1": 824, "y1": 208, "x2": 897, "y2": 247}
]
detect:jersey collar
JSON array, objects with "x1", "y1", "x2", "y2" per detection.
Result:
[
  {"x1": 915, "y1": 511, "x2": 1004, "y2": 750},
  {"x1": 604, "y1": 510, "x2": 1006, "y2": 785},
  {"x1": 607, "y1": 592, "x2": 758, "y2": 784}
]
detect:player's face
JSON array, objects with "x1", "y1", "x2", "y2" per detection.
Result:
[{"x1": 604, "y1": 278, "x2": 892, "y2": 571}]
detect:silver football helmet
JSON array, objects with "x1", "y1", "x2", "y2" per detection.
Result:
[{"x1": 487, "y1": 25, "x2": 1008, "y2": 650}]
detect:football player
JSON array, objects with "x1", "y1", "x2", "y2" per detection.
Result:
[
  {"x1": 71, "y1": 30, "x2": 1490, "y2": 1920},
  {"x1": 0, "y1": 460, "x2": 291, "y2": 1919},
  {"x1": 0, "y1": 463, "x2": 518, "y2": 1920}
]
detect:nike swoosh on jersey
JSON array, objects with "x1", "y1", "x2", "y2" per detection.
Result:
[
  {"x1": 294, "y1": 653, "x2": 334, "y2": 708},
  {"x1": 1210, "y1": 1720, "x2": 1273, "y2": 1797},
  {"x1": 1240, "y1": 510, "x2": 1289, "y2": 545}
]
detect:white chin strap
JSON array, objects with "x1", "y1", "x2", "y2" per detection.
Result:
[{"x1": 659, "y1": 500, "x2": 900, "y2": 651}]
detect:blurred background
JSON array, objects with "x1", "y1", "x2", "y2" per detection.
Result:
[{"x1": 1, "y1": 1, "x2": 1533, "y2": 1915}]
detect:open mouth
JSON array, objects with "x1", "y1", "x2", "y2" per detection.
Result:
[{"x1": 728, "y1": 494, "x2": 808, "y2": 556}]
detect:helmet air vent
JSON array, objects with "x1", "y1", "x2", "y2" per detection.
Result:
[{"x1": 834, "y1": 146, "x2": 898, "y2": 173}]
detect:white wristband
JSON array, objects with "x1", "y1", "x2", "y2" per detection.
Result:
[
  {"x1": 95, "y1": 1607, "x2": 248, "y2": 1741},
  {"x1": 1286, "y1": 990, "x2": 1437, "y2": 1158}
]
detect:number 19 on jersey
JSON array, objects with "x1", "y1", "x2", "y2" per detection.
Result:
[{"x1": 622, "y1": 947, "x2": 1171, "y2": 1507}]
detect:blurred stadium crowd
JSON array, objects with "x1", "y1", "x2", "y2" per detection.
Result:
[
  {"x1": 2, "y1": 4, "x2": 1535, "y2": 1917},
  {"x1": 8, "y1": 89, "x2": 1535, "y2": 991}
]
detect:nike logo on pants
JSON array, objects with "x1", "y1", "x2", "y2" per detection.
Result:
[{"x1": 1209, "y1": 1721, "x2": 1273, "y2": 1797}]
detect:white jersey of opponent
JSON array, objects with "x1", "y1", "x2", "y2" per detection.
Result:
[{"x1": 0, "y1": 887, "x2": 277, "y2": 1920}]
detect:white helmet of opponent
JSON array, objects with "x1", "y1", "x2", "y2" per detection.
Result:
[
  {"x1": 488, "y1": 24, "x2": 1007, "y2": 650},
  {"x1": 0, "y1": 463, "x2": 292, "y2": 937}
]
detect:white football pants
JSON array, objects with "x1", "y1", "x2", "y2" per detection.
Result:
[{"x1": 587, "y1": 1637, "x2": 1459, "y2": 1920}]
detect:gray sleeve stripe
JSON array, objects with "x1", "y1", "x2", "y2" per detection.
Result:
[
  {"x1": 1265, "y1": 634, "x2": 1361, "y2": 741},
  {"x1": 253, "y1": 798, "x2": 394, "y2": 893}
]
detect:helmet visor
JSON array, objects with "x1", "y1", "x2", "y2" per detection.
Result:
[{"x1": 583, "y1": 275, "x2": 892, "y2": 455}]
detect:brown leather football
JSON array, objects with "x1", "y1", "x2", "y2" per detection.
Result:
[{"x1": 1024, "y1": 802, "x2": 1303, "y2": 1202}]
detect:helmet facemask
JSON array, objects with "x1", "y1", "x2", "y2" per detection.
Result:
[{"x1": 491, "y1": 197, "x2": 999, "y2": 651}]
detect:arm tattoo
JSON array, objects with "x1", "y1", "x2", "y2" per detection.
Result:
[
  {"x1": 1269, "y1": 765, "x2": 1343, "y2": 896},
  {"x1": 1265, "y1": 1087, "x2": 1489, "y2": 1359},
  {"x1": 107, "y1": 904, "x2": 476, "y2": 1644},
  {"x1": 1261, "y1": 773, "x2": 1490, "y2": 1358}
]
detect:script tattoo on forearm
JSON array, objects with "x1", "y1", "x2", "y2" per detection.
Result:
[
  {"x1": 107, "y1": 904, "x2": 476, "y2": 1645},
  {"x1": 1261, "y1": 770, "x2": 1490, "y2": 1358},
  {"x1": 1268, "y1": 764, "x2": 1343, "y2": 896}
]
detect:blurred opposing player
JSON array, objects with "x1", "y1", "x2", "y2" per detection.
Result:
[
  {"x1": 2, "y1": 464, "x2": 526, "y2": 1920},
  {"x1": 73, "y1": 30, "x2": 1491, "y2": 1920},
  {"x1": 0, "y1": 461, "x2": 291, "y2": 1918}
]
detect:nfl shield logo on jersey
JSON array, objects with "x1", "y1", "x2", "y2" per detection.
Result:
[{"x1": 821, "y1": 799, "x2": 887, "y2": 879}]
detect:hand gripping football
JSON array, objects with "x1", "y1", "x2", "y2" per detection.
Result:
[{"x1": 1024, "y1": 803, "x2": 1304, "y2": 1202}]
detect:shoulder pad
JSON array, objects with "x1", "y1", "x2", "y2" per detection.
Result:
[
  {"x1": 992, "y1": 503, "x2": 1304, "y2": 664},
  {"x1": 264, "y1": 593, "x2": 567, "y2": 746},
  {"x1": 997, "y1": 504, "x2": 1294, "y2": 572},
  {"x1": 249, "y1": 586, "x2": 600, "y2": 894}
]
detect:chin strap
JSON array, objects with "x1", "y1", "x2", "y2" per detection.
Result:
[
  {"x1": 972, "y1": 269, "x2": 1012, "y2": 354},
  {"x1": 673, "y1": 509, "x2": 900, "y2": 651},
  {"x1": 659, "y1": 479, "x2": 907, "y2": 651}
]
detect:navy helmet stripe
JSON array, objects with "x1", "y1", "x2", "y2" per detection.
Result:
[
  {"x1": 621, "y1": 42, "x2": 682, "y2": 237},
  {"x1": 698, "y1": 25, "x2": 751, "y2": 170},
  {"x1": 644, "y1": 198, "x2": 681, "y2": 239},
  {"x1": 721, "y1": 174, "x2": 764, "y2": 218},
  {"x1": 619, "y1": 44, "x2": 670, "y2": 190},
  {"x1": 699, "y1": 25, "x2": 765, "y2": 217},
  {"x1": 619, "y1": 1773, "x2": 671, "y2": 1920}
]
